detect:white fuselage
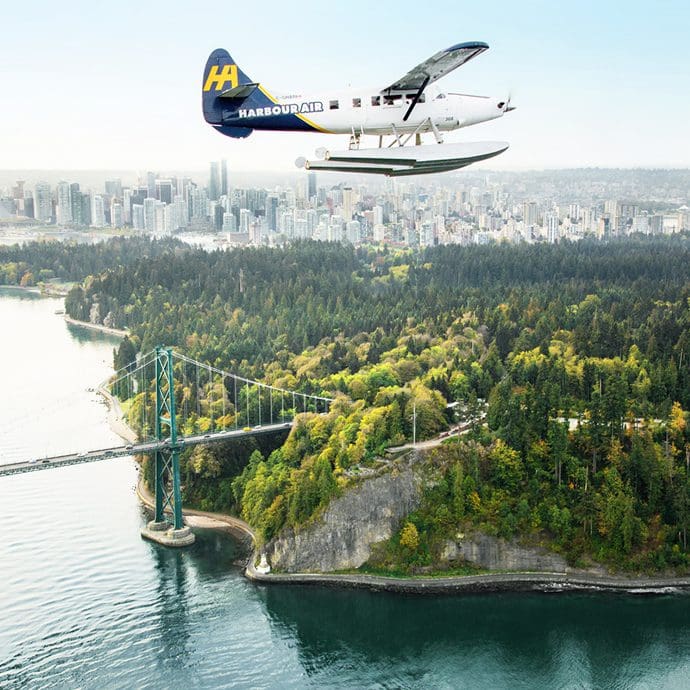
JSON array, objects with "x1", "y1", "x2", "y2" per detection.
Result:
[{"x1": 241, "y1": 84, "x2": 510, "y2": 137}]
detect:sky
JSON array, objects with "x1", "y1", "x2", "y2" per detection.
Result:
[{"x1": 2, "y1": 0, "x2": 689, "y2": 173}]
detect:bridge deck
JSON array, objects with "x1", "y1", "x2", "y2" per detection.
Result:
[{"x1": 0, "y1": 422, "x2": 292, "y2": 477}]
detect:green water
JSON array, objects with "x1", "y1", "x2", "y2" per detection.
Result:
[{"x1": 1, "y1": 288, "x2": 690, "y2": 689}]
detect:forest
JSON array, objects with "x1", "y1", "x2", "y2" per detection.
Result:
[{"x1": 7, "y1": 235, "x2": 690, "y2": 571}]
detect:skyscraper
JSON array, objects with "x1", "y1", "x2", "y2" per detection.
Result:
[
  {"x1": 144, "y1": 197, "x2": 157, "y2": 232},
  {"x1": 308, "y1": 172, "x2": 317, "y2": 201},
  {"x1": 111, "y1": 201, "x2": 123, "y2": 228},
  {"x1": 209, "y1": 161, "x2": 220, "y2": 201},
  {"x1": 156, "y1": 179, "x2": 173, "y2": 204},
  {"x1": 105, "y1": 179, "x2": 123, "y2": 198},
  {"x1": 33, "y1": 182, "x2": 52, "y2": 222},
  {"x1": 220, "y1": 159, "x2": 228, "y2": 197},
  {"x1": 342, "y1": 186, "x2": 353, "y2": 222},
  {"x1": 56, "y1": 181, "x2": 72, "y2": 225},
  {"x1": 91, "y1": 195, "x2": 106, "y2": 227}
]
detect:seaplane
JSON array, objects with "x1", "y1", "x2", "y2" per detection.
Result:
[{"x1": 202, "y1": 42, "x2": 514, "y2": 177}]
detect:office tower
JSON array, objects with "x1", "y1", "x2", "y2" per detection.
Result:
[
  {"x1": 266, "y1": 194, "x2": 278, "y2": 232},
  {"x1": 308, "y1": 172, "x2": 317, "y2": 201},
  {"x1": 156, "y1": 179, "x2": 173, "y2": 204},
  {"x1": 523, "y1": 201, "x2": 538, "y2": 226},
  {"x1": 239, "y1": 208, "x2": 251, "y2": 233},
  {"x1": 605, "y1": 199, "x2": 619, "y2": 232},
  {"x1": 545, "y1": 214, "x2": 560, "y2": 243},
  {"x1": 105, "y1": 179, "x2": 122, "y2": 198},
  {"x1": 144, "y1": 197, "x2": 157, "y2": 232},
  {"x1": 23, "y1": 195, "x2": 34, "y2": 219},
  {"x1": 132, "y1": 203, "x2": 145, "y2": 230},
  {"x1": 90, "y1": 195, "x2": 105, "y2": 227},
  {"x1": 111, "y1": 201, "x2": 123, "y2": 228},
  {"x1": 56, "y1": 181, "x2": 72, "y2": 225},
  {"x1": 68, "y1": 183, "x2": 81, "y2": 225},
  {"x1": 147, "y1": 172, "x2": 157, "y2": 199},
  {"x1": 34, "y1": 183, "x2": 53, "y2": 222},
  {"x1": 122, "y1": 188, "x2": 132, "y2": 225},
  {"x1": 220, "y1": 159, "x2": 228, "y2": 197},
  {"x1": 342, "y1": 186, "x2": 353, "y2": 222},
  {"x1": 222, "y1": 212, "x2": 236, "y2": 234},
  {"x1": 346, "y1": 220, "x2": 361, "y2": 244},
  {"x1": 12, "y1": 180, "x2": 25, "y2": 199},
  {"x1": 155, "y1": 202, "x2": 166, "y2": 235},
  {"x1": 71, "y1": 189, "x2": 83, "y2": 226},
  {"x1": 209, "y1": 161, "x2": 220, "y2": 201}
]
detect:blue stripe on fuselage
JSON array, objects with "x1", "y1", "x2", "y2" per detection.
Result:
[{"x1": 221, "y1": 88, "x2": 324, "y2": 132}]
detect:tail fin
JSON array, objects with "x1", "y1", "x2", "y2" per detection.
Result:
[{"x1": 202, "y1": 49, "x2": 256, "y2": 132}]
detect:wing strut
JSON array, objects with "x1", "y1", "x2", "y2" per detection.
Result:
[{"x1": 402, "y1": 76, "x2": 430, "y2": 122}]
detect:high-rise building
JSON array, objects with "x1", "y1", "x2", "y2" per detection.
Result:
[
  {"x1": 12, "y1": 181, "x2": 25, "y2": 200},
  {"x1": 122, "y1": 188, "x2": 132, "y2": 225},
  {"x1": 156, "y1": 179, "x2": 173, "y2": 204},
  {"x1": 34, "y1": 183, "x2": 52, "y2": 222},
  {"x1": 222, "y1": 212, "x2": 236, "y2": 234},
  {"x1": 144, "y1": 197, "x2": 157, "y2": 232},
  {"x1": 308, "y1": 173, "x2": 317, "y2": 201},
  {"x1": 91, "y1": 195, "x2": 106, "y2": 227},
  {"x1": 342, "y1": 186, "x2": 353, "y2": 222},
  {"x1": 523, "y1": 201, "x2": 538, "y2": 226},
  {"x1": 220, "y1": 159, "x2": 228, "y2": 197},
  {"x1": 105, "y1": 179, "x2": 122, "y2": 198},
  {"x1": 239, "y1": 208, "x2": 251, "y2": 233},
  {"x1": 132, "y1": 204, "x2": 145, "y2": 230},
  {"x1": 266, "y1": 194, "x2": 278, "y2": 232},
  {"x1": 147, "y1": 172, "x2": 157, "y2": 199},
  {"x1": 209, "y1": 161, "x2": 220, "y2": 201},
  {"x1": 56, "y1": 181, "x2": 72, "y2": 225},
  {"x1": 80, "y1": 193, "x2": 91, "y2": 226},
  {"x1": 111, "y1": 201, "x2": 123, "y2": 228}
]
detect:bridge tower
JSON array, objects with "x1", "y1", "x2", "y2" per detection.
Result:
[{"x1": 141, "y1": 346, "x2": 195, "y2": 547}]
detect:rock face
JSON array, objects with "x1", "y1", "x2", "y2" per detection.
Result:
[
  {"x1": 264, "y1": 465, "x2": 422, "y2": 573},
  {"x1": 442, "y1": 531, "x2": 568, "y2": 572}
]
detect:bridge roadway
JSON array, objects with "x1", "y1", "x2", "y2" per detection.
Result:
[{"x1": 0, "y1": 422, "x2": 293, "y2": 477}]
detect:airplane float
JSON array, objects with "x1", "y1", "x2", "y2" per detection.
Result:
[{"x1": 202, "y1": 42, "x2": 514, "y2": 176}]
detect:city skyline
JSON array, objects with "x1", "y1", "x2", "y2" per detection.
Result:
[
  {"x1": 1, "y1": 165, "x2": 687, "y2": 248},
  {"x1": 2, "y1": 1, "x2": 690, "y2": 171}
]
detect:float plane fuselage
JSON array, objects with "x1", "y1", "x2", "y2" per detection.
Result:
[{"x1": 202, "y1": 42, "x2": 514, "y2": 176}]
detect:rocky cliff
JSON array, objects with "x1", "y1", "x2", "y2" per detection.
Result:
[
  {"x1": 263, "y1": 462, "x2": 423, "y2": 573},
  {"x1": 441, "y1": 530, "x2": 568, "y2": 572}
]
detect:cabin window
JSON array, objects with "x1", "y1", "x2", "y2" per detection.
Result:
[
  {"x1": 352, "y1": 98, "x2": 361, "y2": 108},
  {"x1": 384, "y1": 94, "x2": 402, "y2": 105},
  {"x1": 406, "y1": 93, "x2": 425, "y2": 103},
  {"x1": 371, "y1": 95, "x2": 380, "y2": 106},
  {"x1": 329, "y1": 100, "x2": 339, "y2": 110}
]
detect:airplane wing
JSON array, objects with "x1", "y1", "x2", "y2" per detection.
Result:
[{"x1": 382, "y1": 41, "x2": 489, "y2": 93}]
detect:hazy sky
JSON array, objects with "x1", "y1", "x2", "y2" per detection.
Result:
[{"x1": 2, "y1": 0, "x2": 689, "y2": 172}]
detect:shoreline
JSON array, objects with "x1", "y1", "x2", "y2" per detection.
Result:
[
  {"x1": 135, "y1": 467, "x2": 690, "y2": 594},
  {"x1": 64, "y1": 315, "x2": 129, "y2": 337},
  {"x1": 244, "y1": 563, "x2": 690, "y2": 595}
]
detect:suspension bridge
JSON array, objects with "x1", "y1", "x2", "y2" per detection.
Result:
[{"x1": 0, "y1": 346, "x2": 333, "y2": 547}]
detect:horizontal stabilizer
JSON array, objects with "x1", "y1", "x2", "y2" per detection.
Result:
[
  {"x1": 296, "y1": 141, "x2": 508, "y2": 177},
  {"x1": 219, "y1": 83, "x2": 259, "y2": 99}
]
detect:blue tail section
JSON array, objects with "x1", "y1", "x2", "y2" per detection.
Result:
[{"x1": 202, "y1": 49, "x2": 255, "y2": 138}]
